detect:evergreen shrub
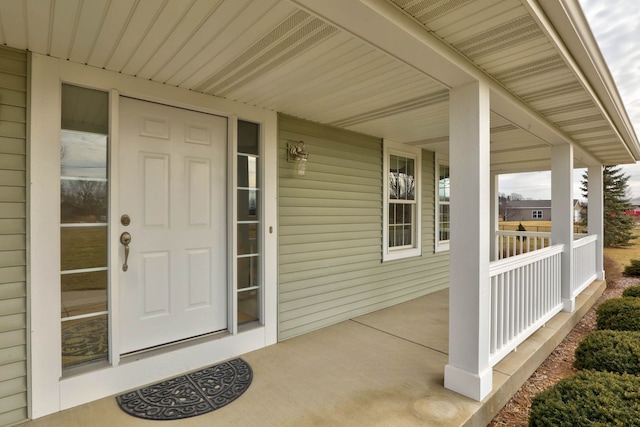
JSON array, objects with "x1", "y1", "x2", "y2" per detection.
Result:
[
  {"x1": 596, "y1": 297, "x2": 640, "y2": 331},
  {"x1": 622, "y1": 285, "x2": 640, "y2": 298},
  {"x1": 529, "y1": 371, "x2": 640, "y2": 427},
  {"x1": 574, "y1": 330, "x2": 640, "y2": 374},
  {"x1": 623, "y1": 260, "x2": 640, "y2": 277}
]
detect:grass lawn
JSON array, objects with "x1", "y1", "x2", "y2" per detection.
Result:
[{"x1": 603, "y1": 226, "x2": 640, "y2": 277}]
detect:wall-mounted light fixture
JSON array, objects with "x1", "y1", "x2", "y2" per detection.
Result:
[{"x1": 287, "y1": 141, "x2": 309, "y2": 176}]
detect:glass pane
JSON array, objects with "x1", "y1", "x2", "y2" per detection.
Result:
[
  {"x1": 61, "y1": 270, "x2": 107, "y2": 318},
  {"x1": 61, "y1": 179, "x2": 107, "y2": 223},
  {"x1": 238, "y1": 120, "x2": 259, "y2": 155},
  {"x1": 62, "y1": 314, "x2": 108, "y2": 368},
  {"x1": 403, "y1": 225, "x2": 412, "y2": 246},
  {"x1": 238, "y1": 223, "x2": 258, "y2": 255},
  {"x1": 238, "y1": 289, "x2": 258, "y2": 324},
  {"x1": 61, "y1": 226, "x2": 108, "y2": 271},
  {"x1": 61, "y1": 84, "x2": 109, "y2": 134},
  {"x1": 61, "y1": 131, "x2": 107, "y2": 179},
  {"x1": 238, "y1": 256, "x2": 259, "y2": 289},
  {"x1": 439, "y1": 165, "x2": 450, "y2": 202},
  {"x1": 439, "y1": 204, "x2": 450, "y2": 242},
  {"x1": 237, "y1": 189, "x2": 258, "y2": 221},
  {"x1": 237, "y1": 155, "x2": 258, "y2": 188},
  {"x1": 389, "y1": 226, "x2": 397, "y2": 247}
]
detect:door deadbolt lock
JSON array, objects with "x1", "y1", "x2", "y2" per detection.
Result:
[
  {"x1": 121, "y1": 214, "x2": 131, "y2": 226},
  {"x1": 120, "y1": 232, "x2": 132, "y2": 271}
]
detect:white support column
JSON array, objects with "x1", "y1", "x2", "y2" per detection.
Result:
[
  {"x1": 444, "y1": 81, "x2": 492, "y2": 401},
  {"x1": 588, "y1": 165, "x2": 605, "y2": 280},
  {"x1": 490, "y1": 172, "x2": 499, "y2": 261},
  {"x1": 551, "y1": 144, "x2": 574, "y2": 312}
]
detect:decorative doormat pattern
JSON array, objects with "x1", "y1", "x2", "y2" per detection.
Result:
[
  {"x1": 116, "y1": 358, "x2": 253, "y2": 420},
  {"x1": 62, "y1": 316, "x2": 108, "y2": 366}
]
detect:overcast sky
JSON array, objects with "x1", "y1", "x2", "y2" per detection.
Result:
[{"x1": 499, "y1": 0, "x2": 640, "y2": 201}]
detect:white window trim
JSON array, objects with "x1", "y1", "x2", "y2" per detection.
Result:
[
  {"x1": 435, "y1": 154, "x2": 450, "y2": 252},
  {"x1": 382, "y1": 140, "x2": 422, "y2": 261},
  {"x1": 532, "y1": 210, "x2": 543, "y2": 219}
]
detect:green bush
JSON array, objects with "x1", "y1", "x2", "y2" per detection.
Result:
[
  {"x1": 596, "y1": 297, "x2": 640, "y2": 331},
  {"x1": 574, "y1": 330, "x2": 640, "y2": 374},
  {"x1": 623, "y1": 285, "x2": 640, "y2": 298},
  {"x1": 529, "y1": 371, "x2": 640, "y2": 427},
  {"x1": 623, "y1": 259, "x2": 640, "y2": 276}
]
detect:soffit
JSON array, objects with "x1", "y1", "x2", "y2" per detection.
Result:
[
  {"x1": 389, "y1": 0, "x2": 634, "y2": 166},
  {"x1": 0, "y1": 0, "x2": 625, "y2": 172}
]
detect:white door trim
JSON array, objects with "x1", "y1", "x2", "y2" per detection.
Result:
[{"x1": 29, "y1": 53, "x2": 278, "y2": 418}]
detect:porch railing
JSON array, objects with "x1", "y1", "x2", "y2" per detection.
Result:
[
  {"x1": 488, "y1": 244, "x2": 564, "y2": 366},
  {"x1": 572, "y1": 234, "x2": 598, "y2": 298},
  {"x1": 496, "y1": 230, "x2": 552, "y2": 259}
]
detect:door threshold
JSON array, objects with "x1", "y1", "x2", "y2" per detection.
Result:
[{"x1": 120, "y1": 329, "x2": 231, "y2": 363}]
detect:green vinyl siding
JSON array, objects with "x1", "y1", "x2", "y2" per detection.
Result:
[
  {"x1": 0, "y1": 47, "x2": 27, "y2": 427},
  {"x1": 278, "y1": 115, "x2": 449, "y2": 340}
]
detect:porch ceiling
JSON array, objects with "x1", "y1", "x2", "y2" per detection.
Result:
[{"x1": 1, "y1": 0, "x2": 637, "y2": 173}]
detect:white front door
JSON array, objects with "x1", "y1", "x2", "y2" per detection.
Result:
[{"x1": 118, "y1": 97, "x2": 228, "y2": 354}]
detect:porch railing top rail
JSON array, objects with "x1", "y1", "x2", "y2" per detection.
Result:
[{"x1": 489, "y1": 244, "x2": 564, "y2": 277}]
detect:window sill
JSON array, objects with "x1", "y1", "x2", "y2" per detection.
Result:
[
  {"x1": 383, "y1": 247, "x2": 421, "y2": 262},
  {"x1": 435, "y1": 243, "x2": 450, "y2": 253}
]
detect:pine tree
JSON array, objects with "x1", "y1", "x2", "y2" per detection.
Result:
[{"x1": 581, "y1": 166, "x2": 636, "y2": 247}]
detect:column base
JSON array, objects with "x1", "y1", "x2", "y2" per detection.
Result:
[
  {"x1": 444, "y1": 364, "x2": 492, "y2": 401},
  {"x1": 562, "y1": 297, "x2": 575, "y2": 312}
]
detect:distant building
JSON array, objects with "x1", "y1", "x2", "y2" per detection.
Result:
[{"x1": 503, "y1": 199, "x2": 581, "y2": 222}]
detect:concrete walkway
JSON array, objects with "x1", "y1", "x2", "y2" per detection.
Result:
[{"x1": 19, "y1": 280, "x2": 605, "y2": 427}]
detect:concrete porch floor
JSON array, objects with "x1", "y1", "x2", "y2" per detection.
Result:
[{"x1": 19, "y1": 280, "x2": 605, "y2": 427}]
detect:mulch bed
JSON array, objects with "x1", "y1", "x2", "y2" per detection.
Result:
[{"x1": 489, "y1": 269, "x2": 640, "y2": 426}]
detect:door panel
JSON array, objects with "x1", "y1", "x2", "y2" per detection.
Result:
[{"x1": 119, "y1": 97, "x2": 228, "y2": 354}]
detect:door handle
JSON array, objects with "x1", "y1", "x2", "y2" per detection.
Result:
[{"x1": 120, "y1": 232, "x2": 131, "y2": 271}]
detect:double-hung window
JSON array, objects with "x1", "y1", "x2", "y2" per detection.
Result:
[
  {"x1": 435, "y1": 155, "x2": 450, "y2": 252},
  {"x1": 532, "y1": 210, "x2": 543, "y2": 219},
  {"x1": 383, "y1": 141, "x2": 421, "y2": 261}
]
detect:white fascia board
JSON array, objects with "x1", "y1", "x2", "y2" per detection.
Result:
[
  {"x1": 532, "y1": 0, "x2": 640, "y2": 162},
  {"x1": 292, "y1": 0, "x2": 606, "y2": 168}
]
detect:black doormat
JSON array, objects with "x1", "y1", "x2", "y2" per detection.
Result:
[{"x1": 116, "y1": 358, "x2": 252, "y2": 420}]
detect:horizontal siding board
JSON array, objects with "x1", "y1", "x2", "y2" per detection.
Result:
[
  {"x1": 0, "y1": 407, "x2": 27, "y2": 426},
  {"x1": 0, "y1": 376, "x2": 26, "y2": 400},
  {"x1": 279, "y1": 238, "x2": 380, "y2": 255},
  {"x1": 0, "y1": 219, "x2": 25, "y2": 234},
  {"x1": 0, "y1": 169, "x2": 26, "y2": 186},
  {"x1": 0, "y1": 74, "x2": 26, "y2": 92},
  {"x1": 0, "y1": 267, "x2": 24, "y2": 284},
  {"x1": 279, "y1": 187, "x2": 381, "y2": 201},
  {"x1": 0, "y1": 154, "x2": 25, "y2": 170},
  {"x1": 0, "y1": 393, "x2": 27, "y2": 417},
  {"x1": 280, "y1": 257, "x2": 449, "y2": 297},
  {"x1": 0, "y1": 251, "x2": 25, "y2": 268},
  {"x1": 278, "y1": 115, "x2": 449, "y2": 340},
  {"x1": 0, "y1": 106, "x2": 26, "y2": 124},
  {"x1": 0, "y1": 49, "x2": 27, "y2": 63},
  {"x1": 0, "y1": 203, "x2": 25, "y2": 219},
  {"x1": 0, "y1": 298, "x2": 25, "y2": 316},
  {"x1": 0, "y1": 283, "x2": 25, "y2": 300},
  {"x1": 0, "y1": 345, "x2": 25, "y2": 366},
  {"x1": 0, "y1": 57, "x2": 27, "y2": 76},
  {"x1": 0, "y1": 235, "x2": 25, "y2": 250},
  {"x1": 0, "y1": 361, "x2": 25, "y2": 382},
  {"x1": 0, "y1": 137, "x2": 25, "y2": 155},
  {"x1": 0, "y1": 88, "x2": 26, "y2": 108},
  {"x1": 0, "y1": 121, "x2": 25, "y2": 139},
  {"x1": 0, "y1": 330, "x2": 25, "y2": 348},
  {"x1": 0, "y1": 313, "x2": 25, "y2": 333},
  {"x1": 0, "y1": 186, "x2": 25, "y2": 202}
]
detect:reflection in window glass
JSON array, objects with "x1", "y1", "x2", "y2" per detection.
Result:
[
  {"x1": 437, "y1": 163, "x2": 451, "y2": 246},
  {"x1": 60, "y1": 84, "x2": 109, "y2": 370},
  {"x1": 237, "y1": 120, "x2": 260, "y2": 325}
]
